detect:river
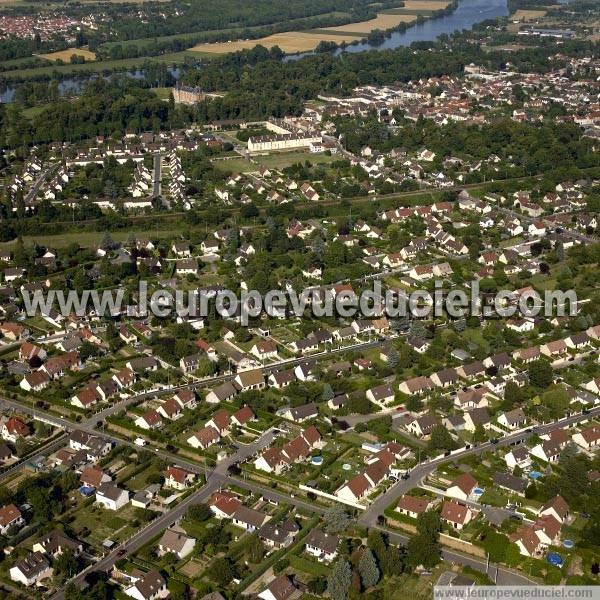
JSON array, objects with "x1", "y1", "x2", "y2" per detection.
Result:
[
  {"x1": 338, "y1": 0, "x2": 508, "y2": 54},
  {"x1": 286, "y1": 0, "x2": 508, "y2": 61},
  {"x1": 1, "y1": 0, "x2": 508, "y2": 103}
]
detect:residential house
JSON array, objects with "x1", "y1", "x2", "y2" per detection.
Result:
[
  {"x1": 366, "y1": 384, "x2": 395, "y2": 406},
  {"x1": 32, "y1": 530, "x2": 82, "y2": 558},
  {"x1": 0, "y1": 504, "x2": 24, "y2": 535},
  {"x1": 463, "y1": 408, "x2": 490, "y2": 433},
  {"x1": 231, "y1": 406, "x2": 256, "y2": 427},
  {"x1": 282, "y1": 403, "x2": 318, "y2": 423},
  {"x1": 493, "y1": 472, "x2": 527, "y2": 496},
  {"x1": 80, "y1": 466, "x2": 111, "y2": 489},
  {"x1": 206, "y1": 381, "x2": 239, "y2": 404},
  {"x1": 258, "y1": 575, "x2": 300, "y2": 600},
  {"x1": 164, "y1": 466, "x2": 195, "y2": 490},
  {"x1": 441, "y1": 501, "x2": 473, "y2": 530},
  {"x1": 539, "y1": 495, "x2": 569, "y2": 524},
  {"x1": 504, "y1": 445, "x2": 532, "y2": 472},
  {"x1": 396, "y1": 495, "x2": 431, "y2": 519},
  {"x1": 10, "y1": 552, "x2": 52, "y2": 587},
  {"x1": 304, "y1": 529, "x2": 339, "y2": 562},
  {"x1": 406, "y1": 414, "x2": 438, "y2": 438},
  {"x1": 447, "y1": 473, "x2": 478, "y2": 501},
  {"x1": 498, "y1": 408, "x2": 527, "y2": 430},
  {"x1": 540, "y1": 339, "x2": 568, "y2": 358},
  {"x1": 124, "y1": 570, "x2": 169, "y2": 600},
  {"x1": 572, "y1": 425, "x2": 600, "y2": 451},
  {"x1": 235, "y1": 369, "x2": 265, "y2": 391},
  {"x1": 430, "y1": 368, "x2": 459, "y2": 389},
  {"x1": 187, "y1": 426, "x2": 220, "y2": 449},
  {"x1": 157, "y1": 529, "x2": 195, "y2": 559},
  {"x1": 232, "y1": 505, "x2": 269, "y2": 532},
  {"x1": 398, "y1": 376, "x2": 434, "y2": 396},
  {"x1": 96, "y1": 483, "x2": 129, "y2": 510},
  {"x1": 1, "y1": 417, "x2": 30, "y2": 442},
  {"x1": 258, "y1": 520, "x2": 299, "y2": 551},
  {"x1": 135, "y1": 409, "x2": 163, "y2": 430},
  {"x1": 209, "y1": 490, "x2": 242, "y2": 520}
]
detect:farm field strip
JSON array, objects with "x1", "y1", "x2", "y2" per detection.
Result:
[{"x1": 38, "y1": 47, "x2": 97, "y2": 62}]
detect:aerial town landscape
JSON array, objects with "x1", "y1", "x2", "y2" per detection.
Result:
[{"x1": 0, "y1": 0, "x2": 599, "y2": 599}]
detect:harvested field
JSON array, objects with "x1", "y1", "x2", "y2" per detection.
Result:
[
  {"x1": 191, "y1": 30, "x2": 364, "y2": 54},
  {"x1": 323, "y1": 13, "x2": 417, "y2": 34},
  {"x1": 39, "y1": 47, "x2": 96, "y2": 62},
  {"x1": 403, "y1": 0, "x2": 450, "y2": 9},
  {"x1": 512, "y1": 9, "x2": 547, "y2": 21},
  {"x1": 190, "y1": 5, "x2": 443, "y2": 55}
]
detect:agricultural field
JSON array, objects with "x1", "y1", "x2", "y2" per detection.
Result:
[
  {"x1": 321, "y1": 12, "x2": 417, "y2": 35},
  {"x1": 190, "y1": 4, "x2": 451, "y2": 56},
  {"x1": 511, "y1": 9, "x2": 548, "y2": 22},
  {"x1": 191, "y1": 30, "x2": 364, "y2": 54},
  {"x1": 0, "y1": 227, "x2": 182, "y2": 249},
  {"x1": 39, "y1": 47, "x2": 97, "y2": 62},
  {"x1": 403, "y1": 0, "x2": 451, "y2": 10}
]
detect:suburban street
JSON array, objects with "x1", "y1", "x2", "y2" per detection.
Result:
[
  {"x1": 358, "y1": 405, "x2": 600, "y2": 527},
  {"x1": 379, "y1": 526, "x2": 536, "y2": 586},
  {"x1": 5, "y1": 392, "x2": 598, "y2": 594},
  {"x1": 0, "y1": 335, "x2": 393, "y2": 481},
  {"x1": 152, "y1": 153, "x2": 161, "y2": 198}
]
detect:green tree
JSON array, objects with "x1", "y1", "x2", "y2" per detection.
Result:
[
  {"x1": 428, "y1": 424, "x2": 456, "y2": 452},
  {"x1": 327, "y1": 558, "x2": 352, "y2": 600},
  {"x1": 324, "y1": 505, "x2": 351, "y2": 534},
  {"x1": 54, "y1": 550, "x2": 79, "y2": 579},
  {"x1": 187, "y1": 503, "x2": 211, "y2": 522},
  {"x1": 322, "y1": 383, "x2": 335, "y2": 402},
  {"x1": 407, "y1": 510, "x2": 442, "y2": 568},
  {"x1": 528, "y1": 359, "x2": 553, "y2": 388},
  {"x1": 481, "y1": 527, "x2": 509, "y2": 563},
  {"x1": 358, "y1": 547, "x2": 380, "y2": 588},
  {"x1": 541, "y1": 387, "x2": 569, "y2": 419},
  {"x1": 245, "y1": 534, "x2": 264, "y2": 563},
  {"x1": 387, "y1": 347, "x2": 399, "y2": 369},
  {"x1": 209, "y1": 557, "x2": 236, "y2": 586},
  {"x1": 406, "y1": 395, "x2": 423, "y2": 412}
]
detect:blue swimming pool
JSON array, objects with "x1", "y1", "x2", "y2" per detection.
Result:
[{"x1": 547, "y1": 552, "x2": 563, "y2": 567}]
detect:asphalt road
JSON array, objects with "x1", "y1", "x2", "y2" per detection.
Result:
[
  {"x1": 152, "y1": 153, "x2": 161, "y2": 198},
  {"x1": 49, "y1": 426, "x2": 278, "y2": 600},
  {"x1": 379, "y1": 525, "x2": 535, "y2": 585},
  {"x1": 358, "y1": 405, "x2": 600, "y2": 528},
  {"x1": 5, "y1": 389, "x2": 598, "y2": 594},
  {"x1": 0, "y1": 333, "x2": 391, "y2": 481},
  {"x1": 24, "y1": 164, "x2": 58, "y2": 204},
  {"x1": 495, "y1": 205, "x2": 597, "y2": 245}
]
